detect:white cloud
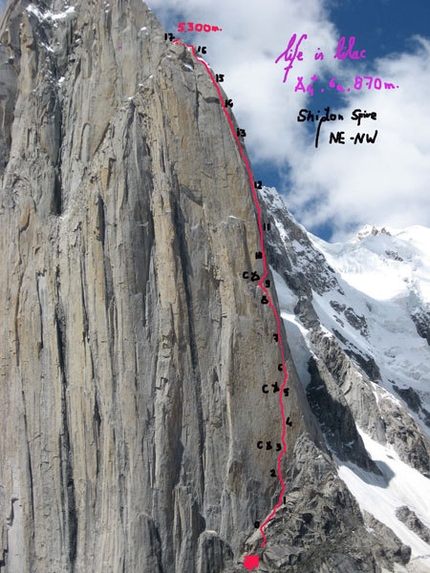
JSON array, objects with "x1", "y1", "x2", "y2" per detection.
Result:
[
  {"x1": 287, "y1": 36, "x2": 430, "y2": 241},
  {"x1": 147, "y1": 0, "x2": 430, "y2": 241},
  {"x1": 147, "y1": 0, "x2": 340, "y2": 163}
]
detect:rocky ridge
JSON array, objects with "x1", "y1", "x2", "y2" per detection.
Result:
[{"x1": 259, "y1": 185, "x2": 430, "y2": 569}]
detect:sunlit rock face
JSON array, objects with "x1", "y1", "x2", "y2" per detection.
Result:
[{"x1": 0, "y1": 1, "x2": 427, "y2": 572}]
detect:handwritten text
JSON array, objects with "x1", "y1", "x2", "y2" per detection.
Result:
[
  {"x1": 178, "y1": 22, "x2": 222, "y2": 33},
  {"x1": 297, "y1": 107, "x2": 378, "y2": 148},
  {"x1": 274, "y1": 33, "x2": 307, "y2": 83},
  {"x1": 275, "y1": 34, "x2": 399, "y2": 92}
]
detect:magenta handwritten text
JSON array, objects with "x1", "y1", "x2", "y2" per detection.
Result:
[
  {"x1": 334, "y1": 36, "x2": 366, "y2": 60},
  {"x1": 275, "y1": 33, "x2": 308, "y2": 83}
]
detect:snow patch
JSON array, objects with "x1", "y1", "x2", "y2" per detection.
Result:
[
  {"x1": 50, "y1": 6, "x2": 75, "y2": 20},
  {"x1": 26, "y1": 5, "x2": 75, "y2": 22},
  {"x1": 272, "y1": 267, "x2": 313, "y2": 387},
  {"x1": 337, "y1": 429, "x2": 430, "y2": 559},
  {"x1": 41, "y1": 42, "x2": 54, "y2": 53}
]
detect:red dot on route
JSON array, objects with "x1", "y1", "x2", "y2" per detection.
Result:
[
  {"x1": 320, "y1": 88, "x2": 324, "y2": 92},
  {"x1": 244, "y1": 555, "x2": 260, "y2": 570},
  {"x1": 347, "y1": 87, "x2": 351, "y2": 92}
]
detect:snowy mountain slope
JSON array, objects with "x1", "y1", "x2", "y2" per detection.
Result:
[
  {"x1": 338, "y1": 429, "x2": 430, "y2": 569},
  {"x1": 259, "y1": 186, "x2": 430, "y2": 567},
  {"x1": 313, "y1": 224, "x2": 430, "y2": 303},
  {"x1": 309, "y1": 225, "x2": 430, "y2": 431}
]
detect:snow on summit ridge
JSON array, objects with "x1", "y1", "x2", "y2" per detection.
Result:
[
  {"x1": 309, "y1": 222, "x2": 430, "y2": 304},
  {"x1": 355, "y1": 224, "x2": 393, "y2": 241}
]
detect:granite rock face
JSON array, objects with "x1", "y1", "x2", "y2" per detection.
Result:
[
  {"x1": 0, "y1": 1, "x2": 424, "y2": 572},
  {"x1": 0, "y1": 1, "x2": 317, "y2": 571}
]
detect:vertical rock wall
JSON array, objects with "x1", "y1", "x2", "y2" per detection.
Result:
[{"x1": 0, "y1": 1, "x2": 312, "y2": 570}]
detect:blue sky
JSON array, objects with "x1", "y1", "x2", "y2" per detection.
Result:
[
  {"x1": 330, "y1": 0, "x2": 429, "y2": 58},
  {"x1": 1, "y1": 0, "x2": 429, "y2": 241}
]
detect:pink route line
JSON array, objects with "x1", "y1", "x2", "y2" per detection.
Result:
[{"x1": 173, "y1": 39, "x2": 289, "y2": 551}]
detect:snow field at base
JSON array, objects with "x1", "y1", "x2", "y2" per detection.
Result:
[{"x1": 337, "y1": 428, "x2": 430, "y2": 563}]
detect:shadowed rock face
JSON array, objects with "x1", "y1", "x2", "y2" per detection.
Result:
[
  {"x1": 411, "y1": 309, "x2": 430, "y2": 345},
  {"x1": 0, "y1": 1, "x2": 420, "y2": 572},
  {"x1": 395, "y1": 507, "x2": 430, "y2": 544}
]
